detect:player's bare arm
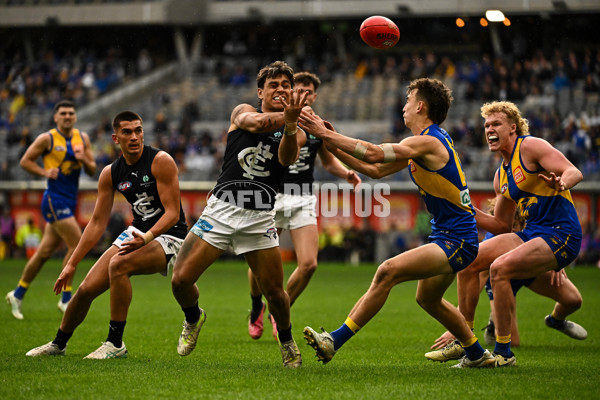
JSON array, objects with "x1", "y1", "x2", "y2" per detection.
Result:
[
  {"x1": 299, "y1": 111, "x2": 443, "y2": 166},
  {"x1": 473, "y1": 173, "x2": 515, "y2": 235},
  {"x1": 520, "y1": 137, "x2": 583, "y2": 192},
  {"x1": 54, "y1": 165, "x2": 116, "y2": 293},
  {"x1": 230, "y1": 104, "x2": 286, "y2": 133},
  {"x1": 317, "y1": 145, "x2": 362, "y2": 188},
  {"x1": 19, "y1": 133, "x2": 57, "y2": 179},
  {"x1": 119, "y1": 151, "x2": 182, "y2": 255},
  {"x1": 79, "y1": 132, "x2": 97, "y2": 176},
  {"x1": 329, "y1": 146, "x2": 407, "y2": 179}
]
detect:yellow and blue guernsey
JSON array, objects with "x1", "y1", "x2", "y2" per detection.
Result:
[
  {"x1": 40, "y1": 128, "x2": 85, "y2": 222},
  {"x1": 497, "y1": 136, "x2": 582, "y2": 268},
  {"x1": 408, "y1": 124, "x2": 478, "y2": 272}
]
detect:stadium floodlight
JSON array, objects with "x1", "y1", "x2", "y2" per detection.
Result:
[{"x1": 485, "y1": 10, "x2": 505, "y2": 22}]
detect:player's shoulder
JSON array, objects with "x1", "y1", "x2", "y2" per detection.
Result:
[
  {"x1": 519, "y1": 135, "x2": 553, "y2": 155},
  {"x1": 153, "y1": 147, "x2": 178, "y2": 167},
  {"x1": 36, "y1": 130, "x2": 54, "y2": 140},
  {"x1": 77, "y1": 129, "x2": 92, "y2": 140},
  {"x1": 232, "y1": 103, "x2": 257, "y2": 115},
  {"x1": 520, "y1": 134, "x2": 548, "y2": 146}
]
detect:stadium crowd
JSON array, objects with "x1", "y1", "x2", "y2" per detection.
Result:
[
  {"x1": 1, "y1": 20, "x2": 599, "y2": 266},
  {"x1": 2, "y1": 44, "x2": 598, "y2": 183}
]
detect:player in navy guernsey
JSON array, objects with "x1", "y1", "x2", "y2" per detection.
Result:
[
  {"x1": 26, "y1": 111, "x2": 188, "y2": 359},
  {"x1": 453, "y1": 101, "x2": 584, "y2": 367},
  {"x1": 300, "y1": 78, "x2": 497, "y2": 368},
  {"x1": 247, "y1": 72, "x2": 361, "y2": 341},
  {"x1": 171, "y1": 61, "x2": 307, "y2": 368}
]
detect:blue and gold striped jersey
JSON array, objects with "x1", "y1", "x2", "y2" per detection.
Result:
[
  {"x1": 408, "y1": 124, "x2": 477, "y2": 239},
  {"x1": 497, "y1": 136, "x2": 581, "y2": 231},
  {"x1": 42, "y1": 128, "x2": 84, "y2": 202}
]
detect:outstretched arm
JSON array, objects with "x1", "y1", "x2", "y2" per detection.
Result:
[
  {"x1": 54, "y1": 165, "x2": 115, "y2": 293},
  {"x1": 230, "y1": 104, "x2": 286, "y2": 134},
  {"x1": 299, "y1": 110, "x2": 430, "y2": 165},
  {"x1": 328, "y1": 147, "x2": 408, "y2": 179},
  {"x1": 317, "y1": 143, "x2": 362, "y2": 187}
]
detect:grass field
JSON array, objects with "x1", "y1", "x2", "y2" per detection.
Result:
[{"x1": 0, "y1": 257, "x2": 598, "y2": 399}]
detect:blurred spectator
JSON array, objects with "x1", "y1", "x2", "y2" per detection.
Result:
[
  {"x1": 184, "y1": 132, "x2": 219, "y2": 180},
  {"x1": 15, "y1": 217, "x2": 42, "y2": 259},
  {"x1": 413, "y1": 199, "x2": 431, "y2": 245},
  {"x1": 137, "y1": 49, "x2": 153, "y2": 75},
  {"x1": 0, "y1": 206, "x2": 15, "y2": 259},
  {"x1": 577, "y1": 224, "x2": 600, "y2": 266},
  {"x1": 153, "y1": 111, "x2": 169, "y2": 136},
  {"x1": 223, "y1": 32, "x2": 247, "y2": 58},
  {"x1": 230, "y1": 64, "x2": 249, "y2": 86},
  {"x1": 318, "y1": 223, "x2": 345, "y2": 262}
]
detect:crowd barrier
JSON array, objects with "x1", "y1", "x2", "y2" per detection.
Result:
[{"x1": 2, "y1": 181, "x2": 599, "y2": 234}]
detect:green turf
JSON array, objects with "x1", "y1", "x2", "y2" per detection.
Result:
[{"x1": 0, "y1": 258, "x2": 598, "y2": 399}]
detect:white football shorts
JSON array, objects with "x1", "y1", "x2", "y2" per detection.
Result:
[
  {"x1": 274, "y1": 193, "x2": 317, "y2": 230},
  {"x1": 112, "y1": 226, "x2": 184, "y2": 276},
  {"x1": 190, "y1": 195, "x2": 279, "y2": 255}
]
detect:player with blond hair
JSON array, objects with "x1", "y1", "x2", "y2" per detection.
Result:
[{"x1": 451, "y1": 101, "x2": 583, "y2": 367}]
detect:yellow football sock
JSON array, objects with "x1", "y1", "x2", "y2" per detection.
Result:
[
  {"x1": 496, "y1": 334, "x2": 511, "y2": 344},
  {"x1": 344, "y1": 317, "x2": 361, "y2": 333},
  {"x1": 460, "y1": 335, "x2": 478, "y2": 348}
]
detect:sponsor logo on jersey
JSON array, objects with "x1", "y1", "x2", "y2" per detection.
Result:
[
  {"x1": 513, "y1": 166, "x2": 525, "y2": 184},
  {"x1": 55, "y1": 146, "x2": 66, "y2": 152},
  {"x1": 118, "y1": 181, "x2": 132, "y2": 191},
  {"x1": 194, "y1": 218, "x2": 214, "y2": 232},
  {"x1": 460, "y1": 189, "x2": 472, "y2": 207}
]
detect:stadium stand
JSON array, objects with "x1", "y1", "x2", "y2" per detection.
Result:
[{"x1": 1, "y1": 3, "x2": 599, "y2": 183}]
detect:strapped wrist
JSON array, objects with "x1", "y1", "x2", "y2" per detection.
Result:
[
  {"x1": 142, "y1": 230, "x2": 154, "y2": 245},
  {"x1": 284, "y1": 122, "x2": 298, "y2": 136}
]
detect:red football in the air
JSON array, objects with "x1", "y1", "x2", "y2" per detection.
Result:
[{"x1": 360, "y1": 16, "x2": 400, "y2": 49}]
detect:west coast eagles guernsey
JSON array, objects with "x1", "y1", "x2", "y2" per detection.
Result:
[
  {"x1": 497, "y1": 136, "x2": 581, "y2": 234},
  {"x1": 279, "y1": 133, "x2": 322, "y2": 195},
  {"x1": 111, "y1": 146, "x2": 187, "y2": 239},
  {"x1": 213, "y1": 115, "x2": 288, "y2": 210},
  {"x1": 42, "y1": 128, "x2": 85, "y2": 202},
  {"x1": 408, "y1": 124, "x2": 478, "y2": 242}
]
